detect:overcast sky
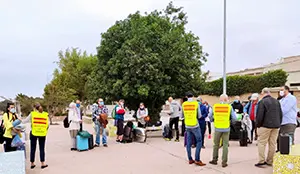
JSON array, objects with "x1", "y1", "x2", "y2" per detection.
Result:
[{"x1": 1, "y1": 0, "x2": 300, "y2": 99}]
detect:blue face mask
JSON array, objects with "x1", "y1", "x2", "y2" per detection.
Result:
[
  {"x1": 100, "y1": 102, "x2": 104, "y2": 105},
  {"x1": 234, "y1": 100, "x2": 239, "y2": 103},
  {"x1": 10, "y1": 108, "x2": 16, "y2": 113},
  {"x1": 76, "y1": 104, "x2": 80, "y2": 108}
]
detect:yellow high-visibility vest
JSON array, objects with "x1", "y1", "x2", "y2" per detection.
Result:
[
  {"x1": 182, "y1": 101, "x2": 198, "y2": 127},
  {"x1": 213, "y1": 104, "x2": 231, "y2": 129},
  {"x1": 31, "y1": 111, "x2": 49, "y2": 136}
]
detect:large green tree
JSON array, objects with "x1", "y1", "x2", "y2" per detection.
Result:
[
  {"x1": 44, "y1": 48, "x2": 97, "y2": 119},
  {"x1": 87, "y1": 2, "x2": 207, "y2": 120}
]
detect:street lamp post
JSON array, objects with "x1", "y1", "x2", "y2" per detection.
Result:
[{"x1": 223, "y1": 0, "x2": 227, "y2": 95}]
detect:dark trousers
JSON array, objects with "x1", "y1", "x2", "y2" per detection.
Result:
[
  {"x1": 251, "y1": 120, "x2": 257, "y2": 141},
  {"x1": 169, "y1": 117, "x2": 179, "y2": 140},
  {"x1": 206, "y1": 121, "x2": 211, "y2": 134},
  {"x1": 199, "y1": 122, "x2": 206, "y2": 146},
  {"x1": 181, "y1": 119, "x2": 186, "y2": 136},
  {"x1": 30, "y1": 132, "x2": 46, "y2": 163},
  {"x1": 4, "y1": 137, "x2": 17, "y2": 152}
]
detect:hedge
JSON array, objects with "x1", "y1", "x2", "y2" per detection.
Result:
[{"x1": 203, "y1": 70, "x2": 288, "y2": 96}]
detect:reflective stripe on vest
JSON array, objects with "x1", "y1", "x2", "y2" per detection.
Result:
[
  {"x1": 213, "y1": 104, "x2": 231, "y2": 129},
  {"x1": 31, "y1": 111, "x2": 49, "y2": 136},
  {"x1": 182, "y1": 101, "x2": 198, "y2": 127}
]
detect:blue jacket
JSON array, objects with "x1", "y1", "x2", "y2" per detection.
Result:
[{"x1": 198, "y1": 103, "x2": 208, "y2": 124}]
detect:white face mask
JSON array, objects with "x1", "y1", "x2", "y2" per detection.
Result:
[{"x1": 279, "y1": 91, "x2": 284, "y2": 97}]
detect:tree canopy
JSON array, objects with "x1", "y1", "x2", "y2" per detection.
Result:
[{"x1": 86, "y1": 2, "x2": 207, "y2": 120}]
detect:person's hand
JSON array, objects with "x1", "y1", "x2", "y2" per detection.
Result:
[
  {"x1": 96, "y1": 116, "x2": 100, "y2": 120},
  {"x1": 79, "y1": 120, "x2": 83, "y2": 123},
  {"x1": 13, "y1": 128, "x2": 21, "y2": 134}
]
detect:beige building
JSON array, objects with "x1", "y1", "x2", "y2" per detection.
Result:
[{"x1": 225, "y1": 55, "x2": 300, "y2": 87}]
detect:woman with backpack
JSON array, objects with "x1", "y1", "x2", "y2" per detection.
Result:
[
  {"x1": 2, "y1": 103, "x2": 20, "y2": 152},
  {"x1": 68, "y1": 102, "x2": 82, "y2": 151}
]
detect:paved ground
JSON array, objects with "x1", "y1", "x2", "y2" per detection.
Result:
[{"x1": 2, "y1": 123, "x2": 300, "y2": 174}]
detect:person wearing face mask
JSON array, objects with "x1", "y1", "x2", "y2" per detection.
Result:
[
  {"x1": 68, "y1": 102, "x2": 82, "y2": 151},
  {"x1": 92, "y1": 98, "x2": 109, "y2": 147},
  {"x1": 23, "y1": 104, "x2": 49, "y2": 169},
  {"x1": 2, "y1": 103, "x2": 20, "y2": 152},
  {"x1": 136, "y1": 103, "x2": 149, "y2": 128},
  {"x1": 231, "y1": 96, "x2": 244, "y2": 114},
  {"x1": 196, "y1": 97, "x2": 208, "y2": 148},
  {"x1": 167, "y1": 97, "x2": 181, "y2": 142},
  {"x1": 115, "y1": 99, "x2": 126, "y2": 142},
  {"x1": 278, "y1": 85, "x2": 298, "y2": 146},
  {"x1": 243, "y1": 93, "x2": 259, "y2": 143},
  {"x1": 75, "y1": 100, "x2": 83, "y2": 131}
]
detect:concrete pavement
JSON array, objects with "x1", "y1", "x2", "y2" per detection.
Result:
[{"x1": 3, "y1": 122, "x2": 299, "y2": 174}]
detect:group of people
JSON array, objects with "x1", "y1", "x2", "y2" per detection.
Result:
[
  {"x1": 1, "y1": 103, "x2": 49, "y2": 169},
  {"x1": 179, "y1": 85, "x2": 298, "y2": 168}
]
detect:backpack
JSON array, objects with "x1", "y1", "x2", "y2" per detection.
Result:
[
  {"x1": 111, "y1": 105, "x2": 117, "y2": 119},
  {"x1": 123, "y1": 121, "x2": 134, "y2": 143},
  {"x1": 63, "y1": 116, "x2": 71, "y2": 128}
]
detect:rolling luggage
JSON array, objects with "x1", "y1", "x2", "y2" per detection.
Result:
[
  {"x1": 279, "y1": 134, "x2": 291, "y2": 155},
  {"x1": 133, "y1": 127, "x2": 147, "y2": 143},
  {"x1": 88, "y1": 134, "x2": 94, "y2": 149},
  {"x1": 229, "y1": 121, "x2": 241, "y2": 140},
  {"x1": 239, "y1": 129, "x2": 248, "y2": 147},
  {"x1": 76, "y1": 135, "x2": 89, "y2": 151}
]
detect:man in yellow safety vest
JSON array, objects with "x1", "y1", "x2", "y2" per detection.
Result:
[
  {"x1": 209, "y1": 94, "x2": 237, "y2": 168},
  {"x1": 182, "y1": 92, "x2": 206, "y2": 166}
]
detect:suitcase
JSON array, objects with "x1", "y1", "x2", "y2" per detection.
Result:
[
  {"x1": 76, "y1": 135, "x2": 89, "y2": 151},
  {"x1": 88, "y1": 134, "x2": 94, "y2": 149},
  {"x1": 239, "y1": 129, "x2": 248, "y2": 147},
  {"x1": 229, "y1": 121, "x2": 241, "y2": 140},
  {"x1": 133, "y1": 127, "x2": 147, "y2": 143},
  {"x1": 279, "y1": 134, "x2": 290, "y2": 155},
  {"x1": 184, "y1": 131, "x2": 196, "y2": 147}
]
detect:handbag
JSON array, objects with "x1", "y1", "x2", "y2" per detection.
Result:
[{"x1": 77, "y1": 130, "x2": 91, "y2": 138}]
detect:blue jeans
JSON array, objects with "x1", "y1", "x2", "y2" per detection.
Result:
[
  {"x1": 186, "y1": 126, "x2": 202, "y2": 161},
  {"x1": 94, "y1": 121, "x2": 107, "y2": 145}
]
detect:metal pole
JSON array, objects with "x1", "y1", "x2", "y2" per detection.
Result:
[{"x1": 223, "y1": 0, "x2": 227, "y2": 95}]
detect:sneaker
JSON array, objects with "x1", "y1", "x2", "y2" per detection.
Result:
[
  {"x1": 195, "y1": 161, "x2": 206, "y2": 166},
  {"x1": 174, "y1": 139, "x2": 180, "y2": 142},
  {"x1": 70, "y1": 148, "x2": 77, "y2": 151},
  {"x1": 94, "y1": 144, "x2": 99, "y2": 147},
  {"x1": 189, "y1": 160, "x2": 195, "y2": 164},
  {"x1": 164, "y1": 138, "x2": 171, "y2": 141},
  {"x1": 202, "y1": 145, "x2": 206, "y2": 149},
  {"x1": 222, "y1": 163, "x2": 228, "y2": 168},
  {"x1": 208, "y1": 134, "x2": 211, "y2": 139},
  {"x1": 209, "y1": 160, "x2": 218, "y2": 165},
  {"x1": 103, "y1": 144, "x2": 108, "y2": 147}
]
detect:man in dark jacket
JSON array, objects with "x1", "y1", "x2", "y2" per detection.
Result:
[
  {"x1": 231, "y1": 96, "x2": 244, "y2": 114},
  {"x1": 255, "y1": 88, "x2": 282, "y2": 167}
]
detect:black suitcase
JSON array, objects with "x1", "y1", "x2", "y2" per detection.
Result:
[
  {"x1": 239, "y1": 129, "x2": 248, "y2": 147},
  {"x1": 88, "y1": 134, "x2": 94, "y2": 149},
  {"x1": 279, "y1": 134, "x2": 290, "y2": 155},
  {"x1": 123, "y1": 125, "x2": 133, "y2": 143},
  {"x1": 230, "y1": 121, "x2": 241, "y2": 140}
]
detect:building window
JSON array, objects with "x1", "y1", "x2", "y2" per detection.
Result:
[{"x1": 290, "y1": 83, "x2": 300, "y2": 87}]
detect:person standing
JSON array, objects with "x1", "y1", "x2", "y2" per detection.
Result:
[
  {"x1": 168, "y1": 97, "x2": 181, "y2": 142},
  {"x1": 196, "y1": 97, "x2": 208, "y2": 148},
  {"x1": 23, "y1": 104, "x2": 49, "y2": 169},
  {"x1": 75, "y1": 100, "x2": 83, "y2": 131},
  {"x1": 278, "y1": 85, "x2": 298, "y2": 145},
  {"x1": 92, "y1": 98, "x2": 108, "y2": 147},
  {"x1": 2, "y1": 103, "x2": 19, "y2": 152},
  {"x1": 255, "y1": 88, "x2": 282, "y2": 167},
  {"x1": 204, "y1": 101, "x2": 212, "y2": 139},
  {"x1": 182, "y1": 92, "x2": 206, "y2": 166},
  {"x1": 115, "y1": 99, "x2": 126, "y2": 142},
  {"x1": 231, "y1": 96, "x2": 244, "y2": 114},
  {"x1": 243, "y1": 93, "x2": 259, "y2": 143},
  {"x1": 136, "y1": 103, "x2": 149, "y2": 128},
  {"x1": 209, "y1": 94, "x2": 237, "y2": 168},
  {"x1": 181, "y1": 97, "x2": 188, "y2": 136},
  {"x1": 68, "y1": 102, "x2": 82, "y2": 151}
]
